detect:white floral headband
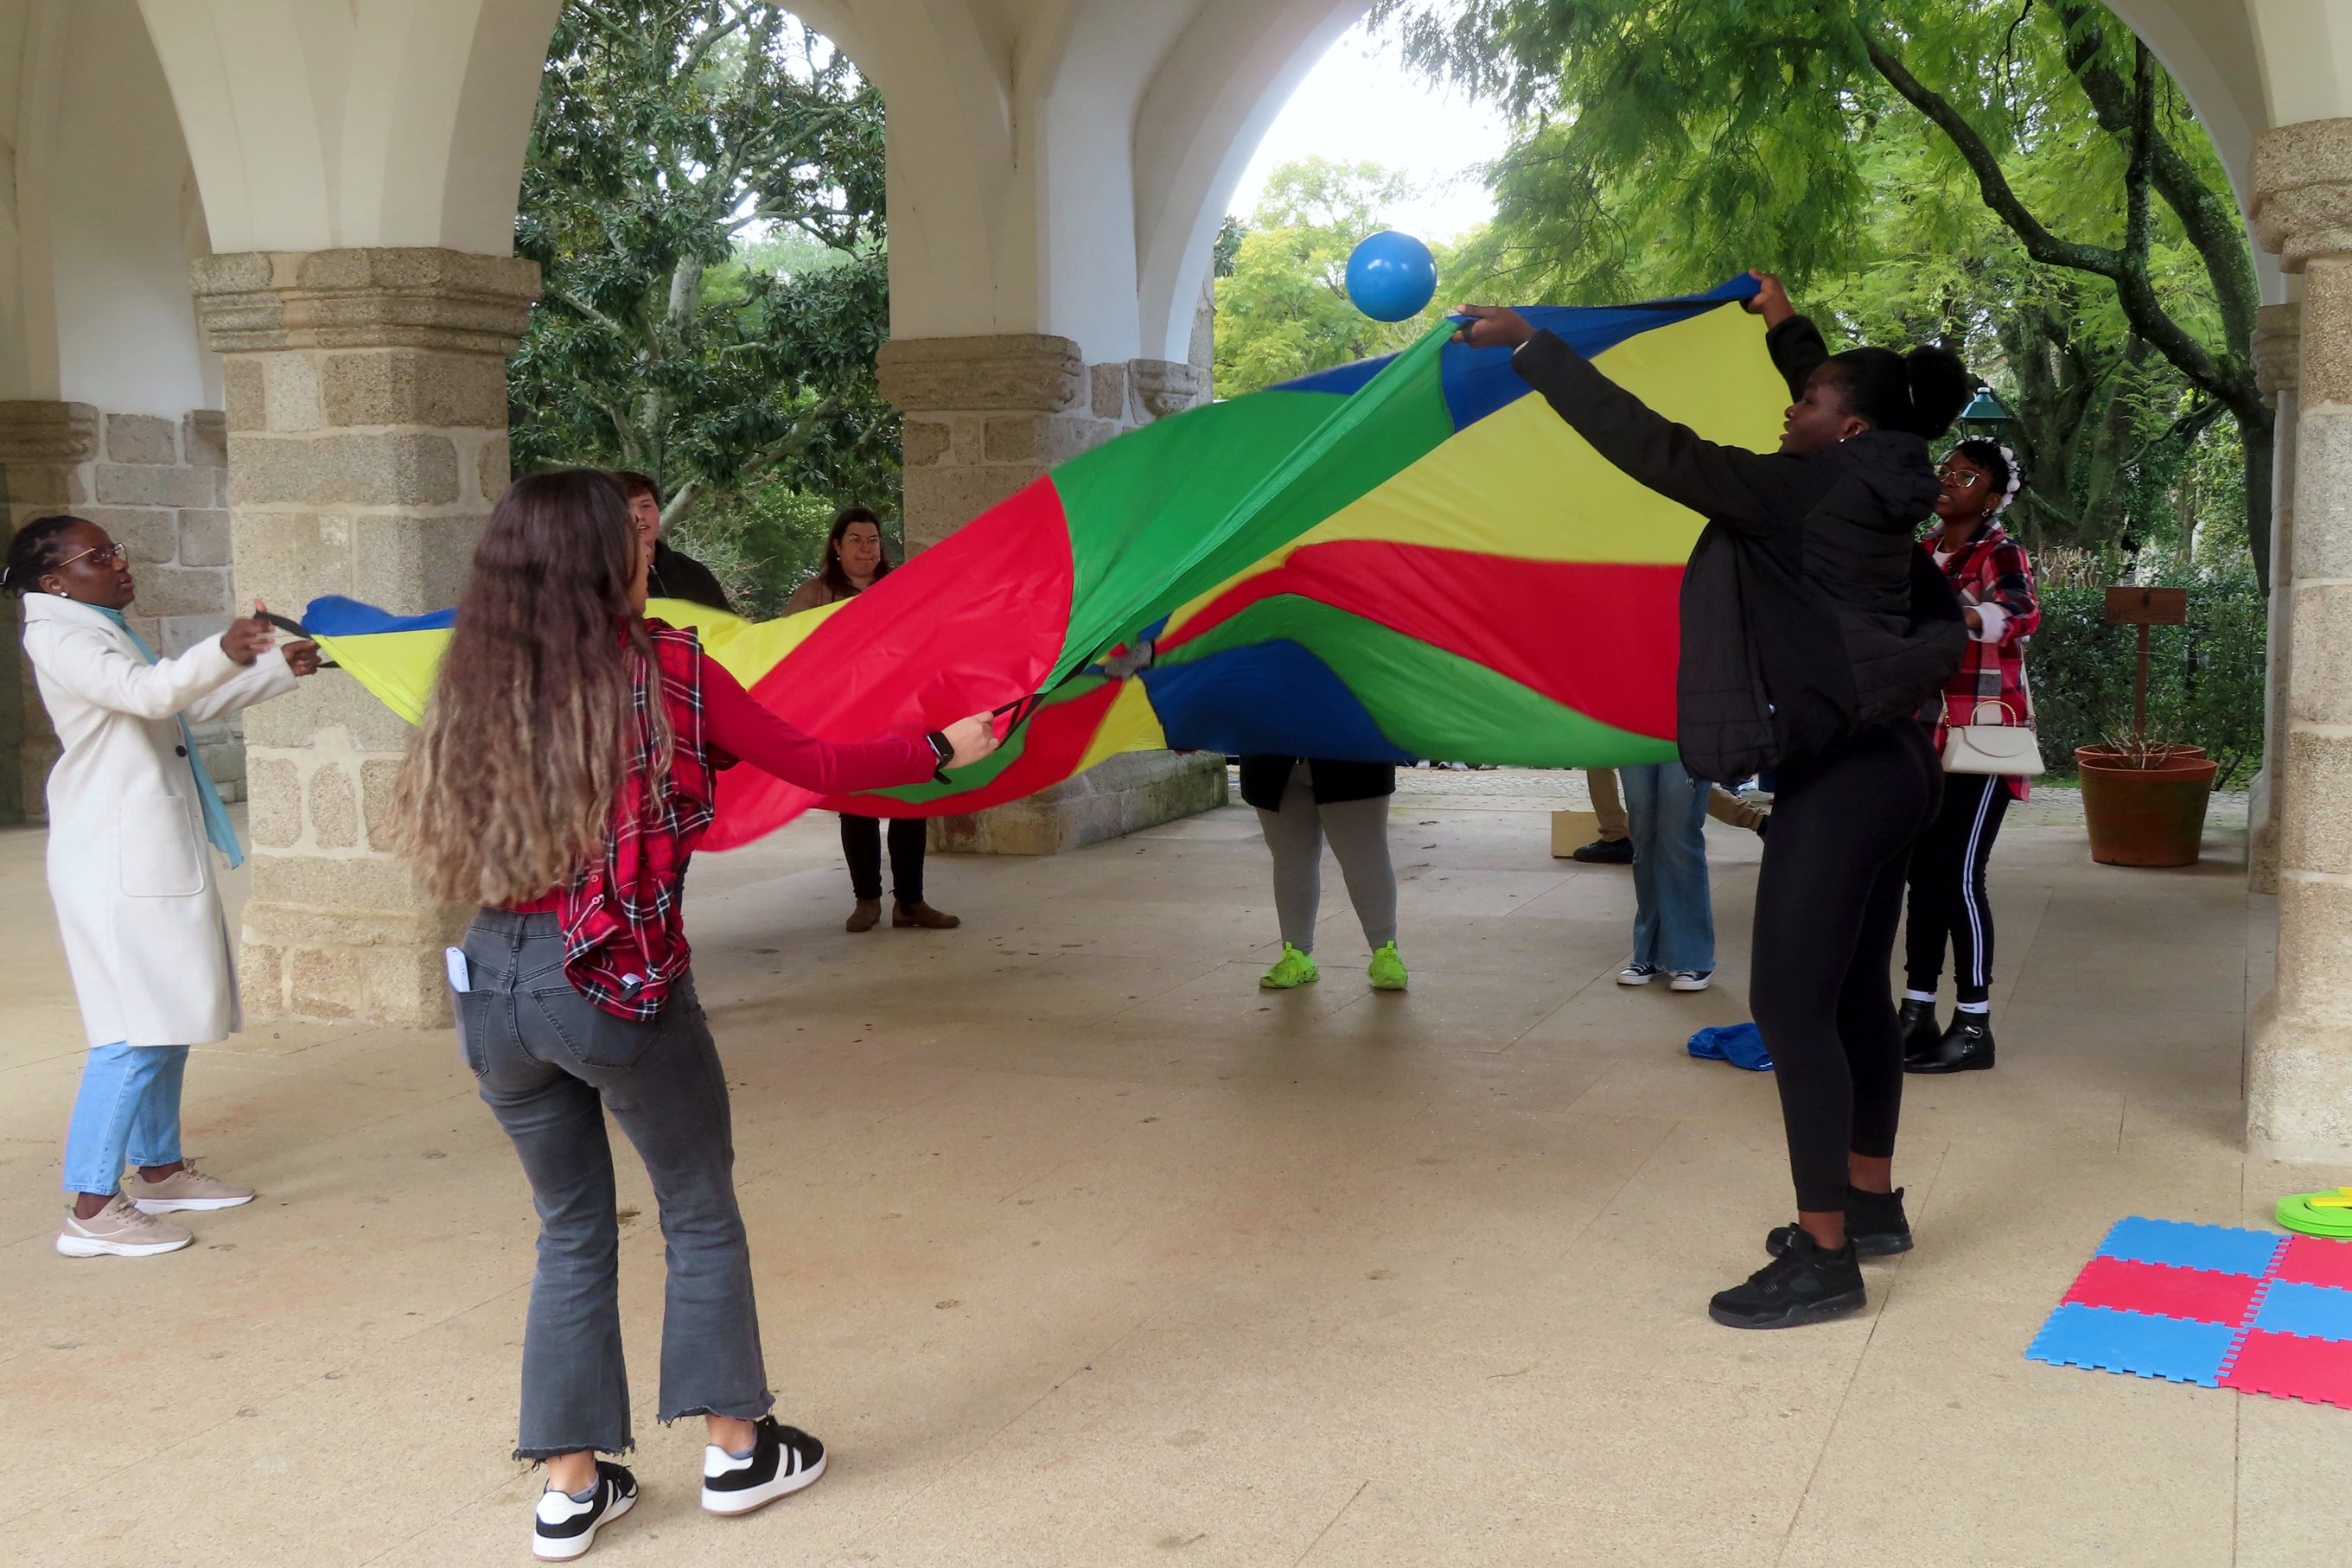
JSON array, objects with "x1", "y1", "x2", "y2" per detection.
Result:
[
  {"x1": 1992, "y1": 443, "x2": 2023, "y2": 513},
  {"x1": 1953, "y1": 441, "x2": 2024, "y2": 514}
]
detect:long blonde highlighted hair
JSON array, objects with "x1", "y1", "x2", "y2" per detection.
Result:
[{"x1": 387, "y1": 470, "x2": 668, "y2": 905}]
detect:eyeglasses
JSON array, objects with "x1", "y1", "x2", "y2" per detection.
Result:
[
  {"x1": 56, "y1": 543, "x2": 128, "y2": 570},
  {"x1": 1936, "y1": 468, "x2": 1987, "y2": 488}
]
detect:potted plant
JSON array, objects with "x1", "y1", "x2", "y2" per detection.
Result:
[
  {"x1": 2075, "y1": 730, "x2": 2218, "y2": 867},
  {"x1": 2073, "y1": 583, "x2": 2216, "y2": 867}
]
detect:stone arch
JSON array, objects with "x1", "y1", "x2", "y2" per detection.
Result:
[{"x1": 137, "y1": 0, "x2": 561, "y2": 254}]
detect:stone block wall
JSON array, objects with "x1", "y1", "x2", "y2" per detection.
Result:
[
  {"x1": 880, "y1": 335, "x2": 1209, "y2": 554},
  {"x1": 1, "y1": 402, "x2": 243, "y2": 819},
  {"x1": 193, "y1": 246, "x2": 538, "y2": 1027}
]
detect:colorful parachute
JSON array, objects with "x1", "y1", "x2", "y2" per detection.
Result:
[{"x1": 304, "y1": 277, "x2": 1785, "y2": 851}]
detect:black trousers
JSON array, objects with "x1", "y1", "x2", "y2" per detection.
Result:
[
  {"x1": 1749, "y1": 723, "x2": 1941, "y2": 1214},
  {"x1": 840, "y1": 813, "x2": 925, "y2": 903},
  {"x1": 1903, "y1": 770, "x2": 2011, "y2": 1005}
]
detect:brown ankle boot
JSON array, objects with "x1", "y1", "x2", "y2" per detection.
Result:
[
  {"x1": 892, "y1": 900, "x2": 959, "y2": 929},
  {"x1": 845, "y1": 898, "x2": 882, "y2": 933}
]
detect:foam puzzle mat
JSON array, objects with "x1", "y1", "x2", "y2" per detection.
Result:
[{"x1": 2027, "y1": 1218, "x2": 2352, "y2": 1406}]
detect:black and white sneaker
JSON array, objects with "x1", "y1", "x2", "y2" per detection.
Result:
[
  {"x1": 701, "y1": 1416, "x2": 826, "y2": 1515},
  {"x1": 532, "y1": 1462, "x2": 636, "y2": 1561},
  {"x1": 1616, "y1": 961, "x2": 1660, "y2": 986}
]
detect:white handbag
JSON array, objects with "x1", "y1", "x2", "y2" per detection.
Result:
[{"x1": 1941, "y1": 697, "x2": 2046, "y2": 776}]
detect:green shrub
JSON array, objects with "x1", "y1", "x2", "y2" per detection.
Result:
[{"x1": 2026, "y1": 548, "x2": 2266, "y2": 787}]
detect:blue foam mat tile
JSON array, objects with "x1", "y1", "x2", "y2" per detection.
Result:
[
  {"x1": 2250, "y1": 1280, "x2": 2352, "y2": 1342},
  {"x1": 2094, "y1": 1217, "x2": 2285, "y2": 1278},
  {"x1": 2025, "y1": 1303, "x2": 2241, "y2": 1386}
]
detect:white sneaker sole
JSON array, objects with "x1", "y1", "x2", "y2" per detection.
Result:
[
  {"x1": 702, "y1": 1450, "x2": 825, "y2": 1515},
  {"x1": 1669, "y1": 975, "x2": 1714, "y2": 992},
  {"x1": 132, "y1": 1192, "x2": 255, "y2": 1214},
  {"x1": 1616, "y1": 972, "x2": 1657, "y2": 987},
  {"x1": 56, "y1": 1229, "x2": 192, "y2": 1258},
  {"x1": 533, "y1": 1486, "x2": 634, "y2": 1561}
]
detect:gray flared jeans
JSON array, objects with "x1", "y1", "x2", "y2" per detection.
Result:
[{"x1": 455, "y1": 909, "x2": 773, "y2": 1459}]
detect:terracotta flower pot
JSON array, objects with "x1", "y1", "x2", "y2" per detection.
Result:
[{"x1": 2074, "y1": 746, "x2": 2219, "y2": 868}]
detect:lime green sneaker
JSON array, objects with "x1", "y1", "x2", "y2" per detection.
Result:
[
  {"x1": 1367, "y1": 942, "x2": 1408, "y2": 991},
  {"x1": 1259, "y1": 942, "x2": 1320, "y2": 990}
]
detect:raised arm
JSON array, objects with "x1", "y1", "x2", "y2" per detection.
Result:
[
  {"x1": 182, "y1": 647, "x2": 301, "y2": 723},
  {"x1": 27, "y1": 623, "x2": 243, "y2": 721},
  {"x1": 1507, "y1": 329, "x2": 1819, "y2": 535},
  {"x1": 700, "y1": 654, "x2": 936, "y2": 795}
]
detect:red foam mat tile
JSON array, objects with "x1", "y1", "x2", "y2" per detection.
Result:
[
  {"x1": 2062, "y1": 1255, "x2": 2265, "y2": 1325},
  {"x1": 2219, "y1": 1330, "x2": 2352, "y2": 1409},
  {"x1": 2273, "y1": 1233, "x2": 2352, "y2": 1292}
]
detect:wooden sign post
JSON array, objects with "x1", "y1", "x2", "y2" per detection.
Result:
[{"x1": 2103, "y1": 585, "x2": 2189, "y2": 744}]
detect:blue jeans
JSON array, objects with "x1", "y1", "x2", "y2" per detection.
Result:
[
  {"x1": 62, "y1": 1043, "x2": 188, "y2": 1195},
  {"x1": 1622, "y1": 761, "x2": 1716, "y2": 974}
]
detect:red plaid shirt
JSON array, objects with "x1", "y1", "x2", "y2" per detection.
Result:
[
  {"x1": 1917, "y1": 521, "x2": 2041, "y2": 800},
  {"x1": 511, "y1": 621, "x2": 939, "y2": 1020},
  {"x1": 558, "y1": 622, "x2": 717, "y2": 1021}
]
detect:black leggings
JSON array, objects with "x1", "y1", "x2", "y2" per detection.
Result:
[
  {"x1": 1750, "y1": 723, "x2": 1941, "y2": 1214},
  {"x1": 840, "y1": 813, "x2": 926, "y2": 903},
  {"x1": 1903, "y1": 770, "x2": 2011, "y2": 1004}
]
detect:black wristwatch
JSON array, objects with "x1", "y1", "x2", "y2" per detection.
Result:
[{"x1": 924, "y1": 730, "x2": 953, "y2": 783}]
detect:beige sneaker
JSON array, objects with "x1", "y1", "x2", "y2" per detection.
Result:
[
  {"x1": 57, "y1": 1194, "x2": 193, "y2": 1258},
  {"x1": 126, "y1": 1159, "x2": 255, "y2": 1214}
]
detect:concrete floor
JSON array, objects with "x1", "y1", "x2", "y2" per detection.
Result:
[{"x1": 2, "y1": 775, "x2": 2345, "y2": 1567}]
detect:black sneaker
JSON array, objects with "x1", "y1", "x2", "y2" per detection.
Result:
[
  {"x1": 1767, "y1": 1186, "x2": 1913, "y2": 1259},
  {"x1": 1907, "y1": 1014, "x2": 1995, "y2": 1074},
  {"x1": 532, "y1": 1462, "x2": 636, "y2": 1561},
  {"x1": 702, "y1": 1416, "x2": 826, "y2": 1515},
  {"x1": 1897, "y1": 998, "x2": 1941, "y2": 1064},
  {"x1": 1709, "y1": 1229, "x2": 1866, "y2": 1329},
  {"x1": 1572, "y1": 837, "x2": 1634, "y2": 864}
]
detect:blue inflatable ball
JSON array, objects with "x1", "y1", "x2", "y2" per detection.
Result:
[{"x1": 1345, "y1": 231, "x2": 1438, "y2": 322}]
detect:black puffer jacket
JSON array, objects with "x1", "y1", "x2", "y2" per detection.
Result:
[{"x1": 1511, "y1": 320, "x2": 1962, "y2": 785}]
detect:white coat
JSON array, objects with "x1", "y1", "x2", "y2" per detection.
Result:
[{"x1": 22, "y1": 594, "x2": 297, "y2": 1048}]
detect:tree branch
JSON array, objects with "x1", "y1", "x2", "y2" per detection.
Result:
[
  {"x1": 553, "y1": 285, "x2": 635, "y2": 343},
  {"x1": 1859, "y1": 25, "x2": 2245, "y2": 414},
  {"x1": 2055, "y1": 1, "x2": 2260, "y2": 350}
]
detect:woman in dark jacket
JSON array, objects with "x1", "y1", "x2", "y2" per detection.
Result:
[
  {"x1": 1239, "y1": 756, "x2": 1406, "y2": 991},
  {"x1": 1456, "y1": 275, "x2": 1966, "y2": 1330}
]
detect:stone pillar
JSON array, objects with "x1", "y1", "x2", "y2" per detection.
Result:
[
  {"x1": 189, "y1": 249, "x2": 538, "y2": 1026},
  {"x1": 2247, "y1": 122, "x2": 2352, "y2": 1156},
  {"x1": 877, "y1": 333, "x2": 1225, "y2": 854},
  {"x1": 0, "y1": 401, "x2": 99, "y2": 822},
  {"x1": 2250, "y1": 303, "x2": 2301, "y2": 895}
]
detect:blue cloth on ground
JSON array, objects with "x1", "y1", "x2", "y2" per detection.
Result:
[{"x1": 1687, "y1": 1022, "x2": 1772, "y2": 1072}]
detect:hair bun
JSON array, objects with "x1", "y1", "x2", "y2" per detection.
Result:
[{"x1": 1902, "y1": 347, "x2": 1972, "y2": 440}]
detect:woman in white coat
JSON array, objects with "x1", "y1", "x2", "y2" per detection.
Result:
[{"x1": 6, "y1": 514, "x2": 320, "y2": 1258}]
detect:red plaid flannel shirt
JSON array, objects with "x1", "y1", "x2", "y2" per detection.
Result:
[
  {"x1": 1917, "y1": 521, "x2": 2041, "y2": 800},
  {"x1": 558, "y1": 622, "x2": 717, "y2": 1021}
]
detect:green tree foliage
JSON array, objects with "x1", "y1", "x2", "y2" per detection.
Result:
[
  {"x1": 510, "y1": 2, "x2": 897, "y2": 526},
  {"x1": 1377, "y1": 0, "x2": 2272, "y2": 587},
  {"x1": 1214, "y1": 158, "x2": 1470, "y2": 397},
  {"x1": 2028, "y1": 548, "x2": 2266, "y2": 787}
]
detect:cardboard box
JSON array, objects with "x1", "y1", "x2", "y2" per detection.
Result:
[{"x1": 1551, "y1": 809, "x2": 1601, "y2": 857}]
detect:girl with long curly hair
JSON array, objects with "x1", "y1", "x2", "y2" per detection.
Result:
[{"x1": 388, "y1": 469, "x2": 997, "y2": 1559}]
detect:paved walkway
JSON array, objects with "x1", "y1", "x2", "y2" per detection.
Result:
[{"x1": 0, "y1": 775, "x2": 2339, "y2": 1566}]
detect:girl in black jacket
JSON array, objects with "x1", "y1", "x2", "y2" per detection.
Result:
[{"x1": 1456, "y1": 278, "x2": 1967, "y2": 1330}]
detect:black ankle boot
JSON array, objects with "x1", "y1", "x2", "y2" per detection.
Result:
[
  {"x1": 1897, "y1": 998, "x2": 1941, "y2": 1064},
  {"x1": 1767, "y1": 1186, "x2": 1912, "y2": 1259},
  {"x1": 1709, "y1": 1228, "x2": 1866, "y2": 1329},
  {"x1": 1907, "y1": 1013, "x2": 1995, "y2": 1074}
]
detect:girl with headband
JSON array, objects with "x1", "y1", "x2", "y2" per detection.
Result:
[{"x1": 1899, "y1": 437, "x2": 2042, "y2": 1076}]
